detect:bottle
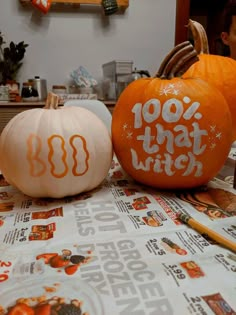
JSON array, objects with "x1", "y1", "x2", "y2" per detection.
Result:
[
  {"x1": 0, "y1": 85, "x2": 9, "y2": 101},
  {"x1": 21, "y1": 82, "x2": 39, "y2": 101},
  {"x1": 102, "y1": 0, "x2": 118, "y2": 15},
  {"x1": 28, "y1": 76, "x2": 48, "y2": 101}
]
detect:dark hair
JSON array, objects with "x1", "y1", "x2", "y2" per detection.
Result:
[{"x1": 222, "y1": 0, "x2": 236, "y2": 33}]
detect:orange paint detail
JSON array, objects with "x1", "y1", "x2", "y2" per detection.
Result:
[
  {"x1": 27, "y1": 134, "x2": 47, "y2": 177},
  {"x1": 70, "y1": 135, "x2": 89, "y2": 176},
  {"x1": 27, "y1": 134, "x2": 90, "y2": 179},
  {"x1": 48, "y1": 135, "x2": 68, "y2": 178}
]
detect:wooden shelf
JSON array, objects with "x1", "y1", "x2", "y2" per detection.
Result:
[
  {"x1": 53, "y1": 0, "x2": 128, "y2": 6},
  {"x1": 19, "y1": 0, "x2": 129, "y2": 9}
]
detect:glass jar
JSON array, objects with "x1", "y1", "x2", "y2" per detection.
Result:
[
  {"x1": 52, "y1": 85, "x2": 67, "y2": 95},
  {"x1": 0, "y1": 85, "x2": 10, "y2": 101},
  {"x1": 69, "y1": 85, "x2": 80, "y2": 94}
]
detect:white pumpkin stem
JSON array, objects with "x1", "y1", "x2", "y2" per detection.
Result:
[
  {"x1": 44, "y1": 92, "x2": 60, "y2": 109},
  {"x1": 156, "y1": 41, "x2": 199, "y2": 79},
  {"x1": 188, "y1": 19, "x2": 209, "y2": 55}
]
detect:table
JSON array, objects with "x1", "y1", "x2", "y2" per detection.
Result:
[{"x1": 0, "y1": 158, "x2": 235, "y2": 315}]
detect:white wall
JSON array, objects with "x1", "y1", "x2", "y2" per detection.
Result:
[{"x1": 0, "y1": 0, "x2": 176, "y2": 93}]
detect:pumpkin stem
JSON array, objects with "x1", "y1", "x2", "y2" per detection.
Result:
[
  {"x1": 44, "y1": 92, "x2": 60, "y2": 109},
  {"x1": 188, "y1": 19, "x2": 209, "y2": 54},
  {"x1": 156, "y1": 41, "x2": 199, "y2": 79}
]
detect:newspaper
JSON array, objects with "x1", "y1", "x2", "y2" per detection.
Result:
[{"x1": 0, "y1": 159, "x2": 235, "y2": 315}]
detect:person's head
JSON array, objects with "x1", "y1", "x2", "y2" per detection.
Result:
[{"x1": 221, "y1": 1, "x2": 236, "y2": 59}]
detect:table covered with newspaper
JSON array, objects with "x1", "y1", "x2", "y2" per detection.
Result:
[{"x1": 0, "y1": 157, "x2": 235, "y2": 315}]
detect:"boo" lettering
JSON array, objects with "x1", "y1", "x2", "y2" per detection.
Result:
[{"x1": 26, "y1": 133, "x2": 90, "y2": 178}]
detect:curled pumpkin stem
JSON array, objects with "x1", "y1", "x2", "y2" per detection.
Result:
[
  {"x1": 188, "y1": 19, "x2": 209, "y2": 54},
  {"x1": 156, "y1": 41, "x2": 190, "y2": 78},
  {"x1": 156, "y1": 41, "x2": 199, "y2": 79},
  {"x1": 44, "y1": 92, "x2": 60, "y2": 109}
]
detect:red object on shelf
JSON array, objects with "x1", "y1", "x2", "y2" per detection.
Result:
[{"x1": 31, "y1": 0, "x2": 52, "y2": 14}]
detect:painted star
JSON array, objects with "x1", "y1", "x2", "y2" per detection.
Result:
[
  {"x1": 210, "y1": 125, "x2": 216, "y2": 133},
  {"x1": 127, "y1": 132, "x2": 133, "y2": 139},
  {"x1": 123, "y1": 123, "x2": 128, "y2": 130},
  {"x1": 216, "y1": 132, "x2": 222, "y2": 139},
  {"x1": 173, "y1": 89, "x2": 179, "y2": 95},
  {"x1": 160, "y1": 88, "x2": 171, "y2": 96},
  {"x1": 210, "y1": 143, "x2": 216, "y2": 150}
]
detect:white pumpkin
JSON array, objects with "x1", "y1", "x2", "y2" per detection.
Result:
[{"x1": 0, "y1": 94, "x2": 113, "y2": 198}]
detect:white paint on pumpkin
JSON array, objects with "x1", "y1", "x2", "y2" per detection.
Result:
[
  {"x1": 159, "y1": 82, "x2": 183, "y2": 96},
  {"x1": 123, "y1": 123, "x2": 128, "y2": 130},
  {"x1": 210, "y1": 143, "x2": 217, "y2": 150},
  {"x1": 210, "y1": 125, "x2": 216, "y2": 132},
  {"x1": 127, "y1": 96, "x2": 216, "y2": 178},
  {"x1": 126, "y1": 132, "x2": 133, "y2": 140},
  {"x1": 130, "y1": 149, "x2": 203, "y2": 177}
]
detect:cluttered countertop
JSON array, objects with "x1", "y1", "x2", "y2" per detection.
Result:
[{"x1": 0, "y1": 62, "x2": 144, "y2": 105}]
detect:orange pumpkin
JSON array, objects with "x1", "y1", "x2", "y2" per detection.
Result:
[
  {"x1": 112, "y1": 42, "x2": 232, "y2": 190},
  {"x1": 183, "y1": 19, "x2": 236, "y2": 141}
]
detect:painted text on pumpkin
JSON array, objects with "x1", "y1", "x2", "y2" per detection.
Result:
[{"x1": 130, "y1": 98, "x2": 208, "y2": 177}]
